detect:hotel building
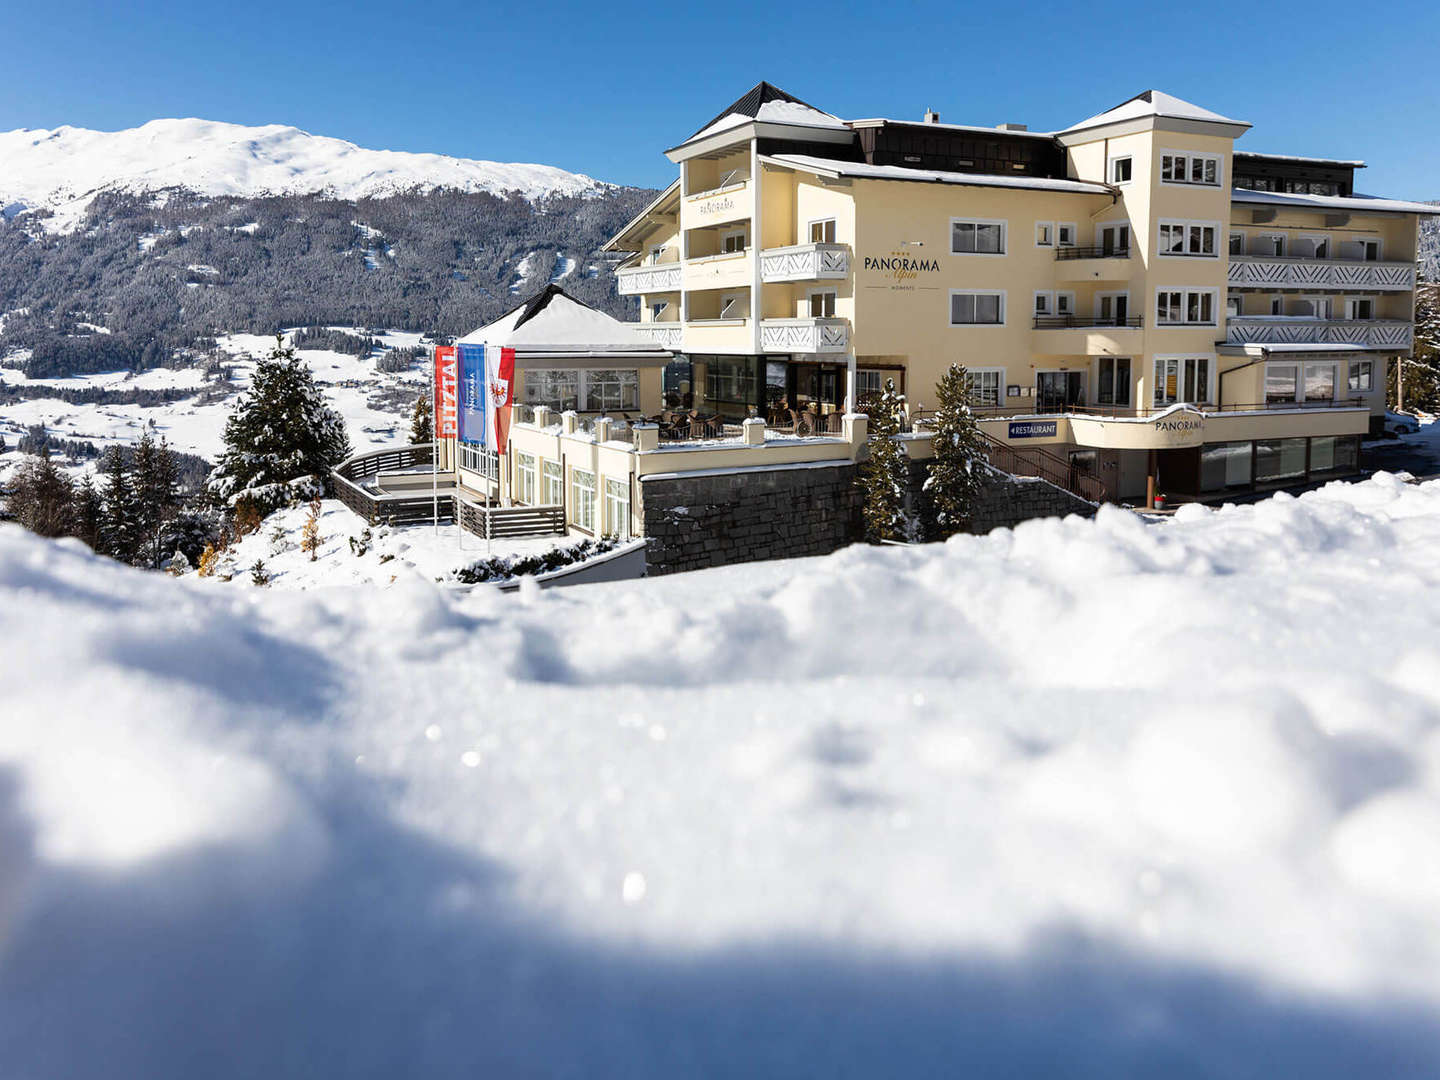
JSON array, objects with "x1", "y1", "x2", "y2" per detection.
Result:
[{"x1": 602, "y1": 83, "x2": 1434, "y2": 501}]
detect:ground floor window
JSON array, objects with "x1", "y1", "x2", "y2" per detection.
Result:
[
  {"x1": 570, "y1": 468, "x2": 596, "y2": 531},
  {"x1": 1200, "y1": 441, "x2": 1253, "y2": 491},
  {"x1": 516, "y1": 451, "x2": 537, "y2": 504},
  {"x1": 522, "y1": 369, "x2": 580, "y2": 411},
  {"x1": 584, "y1": 369, "x2": 639, "y2": 413},
  {"x1": 855, "y1": 368, "x2": 884, "y2": 401},
  {"x1": 541, "y1": 460, "x2": 563, "y2": 505},
  {"x1": 965, "y1": 368, "x2": 1003, "y2": 408},
  {"x1": 1255, "y1": 437, "x2": 1308, "y2": 483},
  {"x1": 459, "y1": 441, "x2": 498, "y2": 479},
  {"x1": 1154, "y1": 356, "x2": 1210, "y2": 406},
  {"x1": 604, "y1": 478, "x2": 631, "y2": 539},
  {"x1": 702, "y1": 354, "x2": 760, "y2": 417},
  {"x1": 1096, "y1": 357, "x2": 1131, "y2": 407},
  {"x1": 1310, "y1": 435, "x2": 1359, "y2": 475}
]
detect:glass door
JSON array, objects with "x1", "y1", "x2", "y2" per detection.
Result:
[{"x1": 1037, "y1": 371, "x2": 1084, "y2": 413}]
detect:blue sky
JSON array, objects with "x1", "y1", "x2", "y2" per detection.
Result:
[{"x1": 2, "y1": 0, "x2": 1438, "y2": 198}]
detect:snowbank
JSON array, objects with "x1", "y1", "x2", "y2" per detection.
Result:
[{"x1": 2, "y1": 474, "x2": 1440, "y2": 1076}]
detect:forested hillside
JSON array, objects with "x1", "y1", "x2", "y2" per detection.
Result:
[{"x1": 0, "y1": 185, "x2": 653, "y2": 377}]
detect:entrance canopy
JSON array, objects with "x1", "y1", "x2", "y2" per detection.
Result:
[{"x1": 457, "y1": 284, "x2": 672, "y2": 369}]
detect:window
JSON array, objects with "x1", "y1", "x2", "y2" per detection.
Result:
[
  {"x1": 1229, "y1": 232, "x2": 1244, "y2": 255},
  {"x1": 1310, "y1": 435, "x2": 1359, "y2": 474},
  {"x1": 458, "y1": 442, "x2": 499, "y2": 479},
  {"x1": 522, "y1": 369, "x2": 580, "y2": 410},
  {"x1": 1096, "y1": 356, "x2": 1132, "y2": 407},
  {"x1": 1097, "y1": 292, "x2": 1130, "y2": 324},
  {"x1": 650, "y1": 300, "x2": 669, "y2": 320},
  {"x1": 1156, "y1": 288, "x2": 1217, "y2": 326},
  {"x1": 1294, "y1": 234, "x2": 1330, "y2": 259},
  {"x1": 1349, "y1": 359, "x2": 1374, "y2": 393},
  {"x1": 951, "y1": 218, "x2": 1006, "y2": 255},
  {"x1": 1266, "y1": 364, "x2": 1298, "y2": 405},
  {"x1": 1035, "y1": 221, "x2": 1054, "y2": 247},
  {"x1": 808, "y1": 289, "x2": 837, "y2": 318},
  {"x1": 1304, "y1": 362, "x2": 1337, "y2": 403},
  {"x1": 1346, "y1": 298, "x2": 1375, "y2": 321},
  {"x1": 1201, "y1": 441, "x2": 1253, "y2": 491},
  {"x1": 1056, "y1": 223, "x2": 1076, "y2": 248},
  {"x1": 856, "y1": 369, "x2": 885, "y2": 401},
  {"x1": 950, "y1": 290, "x2": 1005, "y2": 325},
  {"x1": 570, "y1": 468, "x2": 596, "y2": 532},
  {"x1": 584, "y1": 369, "x2": 639, "y2": 413},
  {"x1": 1256, "y1": 438, "x2": 1308, "y2": 483},
  {"x1": 541, "y1": 460, "x2": 563, "y2": 505},
  {"x1": 1034, "y1": 291, "x2": 1051, "y2": 316},
  {"x1": 1109, "y1": 156, "x2": 1133, "y2": 184},
  {"x1": 1264, "y1": 362, "x2": 1338, "y2": 405},
  {"x1": 809, "y1": 219, "x2": 836, "y2": 244},
  {"x1": 1099, "y1": 222, "x2": 1130, "y2": 256},
  {"x1": 1035, "y1": 291, "x2": 1075, "y2": 321},
  {"x1": 721, "y1": 229, "x2": 747, "y2": 254},
  {"x1": 1160, "y1": 150, "x2": 1221, "y2": 186},
  {"x1": 604, "y1": 478, "x2": 631, "y2": 539},
  {"x1": 648, "y1": 245, "x2": 666, "y2": 265},
  {"x1": 1358, "y1": 238, "x2": 1381, "y2": 262},
  {"x1": 1159, "y1": 220, "x2": 1219, "y2": 257},
  {"x1": 1258, "y1": 234, "x2": 1284, "y2": 257},
  {"x1": 1226, "y1": 295, "x2": 1242, "y2": 317},
  {"x1": 1153, "y1": 356, "x2": 1211, "y2": 405},
  {"x1": 1270, "y1": 297, "x2": 1284, "y2": 316},
  {"x1": 516, "y1": 451, "x2": 537, "y2": 504},
  {"x1": 964, "y1": 368, "x2": 1004, "y2": 408}
]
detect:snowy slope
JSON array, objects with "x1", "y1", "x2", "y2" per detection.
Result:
[
  {"x1": 3, "y1": 474, "x2": 1440, "y2": 1076},
  {"x1": 0, "y1": 118, "x2": 607, "y2": 230}
]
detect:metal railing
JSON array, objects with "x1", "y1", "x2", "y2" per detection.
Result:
[
  {"x1": 1033, "y1": 315, "x2": 1144, "y2": 329},
  {"x1": 1055, "y1": 245, "x2": 1131, "y2": 260},
  {"x1": 980, "y1": 434, "x2": 1106, "y2": 503},
  {"x1": 331, "y1": 443, "x2": 455, "y2": 525}
]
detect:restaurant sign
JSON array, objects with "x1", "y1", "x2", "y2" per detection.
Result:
[{"x1": 1009, "y1": 420, "x2": 1058, "y2": 439}]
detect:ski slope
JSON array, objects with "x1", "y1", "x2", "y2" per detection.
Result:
[{"x1": 2, "y1": 473, "x2": 1440, "y2": 1076}]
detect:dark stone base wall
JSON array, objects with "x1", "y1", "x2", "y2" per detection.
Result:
[
  {"x1": 642, "y1": 459, "x2": 1096, "y2": 577},
  {"x1": 640, "y1": 465, "x2": 862, "y2": 576}
]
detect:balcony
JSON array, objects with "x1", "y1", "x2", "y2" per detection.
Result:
[
  {"x1": 759, "y1": 243, "x2": 850, "y2": 283},
  {"x1": 635, "y1": 324, "x2": 683, "y2": 349},
  {"x1": 683, "y1": 179, "x2": 751, "y2": 228},
  {"x1": 1031, "y1": 315, "x2": 1143, "y2": 356},
  {"x1": 1225, "y1": 317, "x2": 1413, "y2": 348},
  {"x1": 616, "y1": 261, "x2": 682, "y2": 296},
  {"x1": 760, "y1": 317, "x2": 849, "y2": 354},
  {"x1": 1228, "y1": 256, "x2": 1415, "y2": 292},
  {"x1": 1054, "y1": 245, "x2": 1133, "y2": 283}
]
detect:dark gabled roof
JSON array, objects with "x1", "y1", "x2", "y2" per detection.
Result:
[
  {"x1": 508, "y1": 283, "x2": 601, "y2": 331},
  {"x1": 687, "y1": 81, "x2": 826, "y2": 141}
]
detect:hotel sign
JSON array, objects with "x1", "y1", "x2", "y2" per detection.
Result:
[
  {"x1": 1009, "y1": 420, "x2": 1058, "y2": 439},
  {"x1": 862, "y1": 251, "x2": 940, "y2": 290}
]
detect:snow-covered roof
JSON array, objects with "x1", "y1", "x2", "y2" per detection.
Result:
[
  {"x1": 847, "y1": 118, "x2": 1058, "y2": 141},
  {"x1": 458, "y1": 285, "x2": 669, "y2": 357},
  {"x1": 1231, "y1": 188, "x2": 1438, "y2": 216},
  {"x1": 1224, "y1": 342, "x2": 1389, "y2": 356},
  {"x1": 764, "y1": 154, "x2": 1114, "y2": 196},
  {"x1": 679, "y1": 82, "x2": 848, "y2": 147},
  {"x1": 1235, "y1": 151, "x2": 1366, "y2": 169},
  {"x1": 1062, "y1": 90, "x2": 1249, "y2": 134}
]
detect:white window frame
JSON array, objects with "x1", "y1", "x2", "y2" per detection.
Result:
[
  {"x1": 1345, "y1": 296, "x2": 1377, "y2": 321},
  {"x1": 1228, "y1": 231, "x2": 1245, "y2": 256},
  {"x1": 948, "y1": 289, "x2": 1006, "y2": 326},
  {"x1": 1159, "y1": 149, "x2": 1222, "y2": 187},
  {"x1": 1098, "y1": 221, "x2": 1131, "y2": 255},
  {"x1": 1035, "y1": 221, "x2": 1054, "y2": 247},
  {"x1": 541, "y1": 460, "x2": 563, "y2": 506},
  {"x1": 1155, "y1": 287, "x2": 1220, "y2": 327},
  {"x1": 808, "y1": 218, "x2": 837, "y2": 245},
  {"x1": 1158, "y1": 219, "x2": 1221, "y2": 259},
  {"x1": 648, "y1": 244, "x2": 667, "y2": 265},
  {"x1": 1153, "y1": 354, "x2": 1216, "y2": 406},
  {"x1": 1056, "y1": 222, "x2": 1077, "y2": 248},
  {"x1": 570, "y1": 467, "x2": 596, "y2": 532},
  {"x1": 807, "y1": 287, "x2": 837, "y2": 318},
  {"x1": 1295, "y1": 233, "x2": 1331, "y2": 259},
  {"x1": 1348, "y1": 359, "x2": 1375, "y2": 393},
  {"x1": 964, "y1": 367, "x2": 1005, "y2": 409},
  {"x1": 604, "y1": 477, "x2": 631, "y2": 540},
  {"x1": 1226, "y1": 294, "x2": 1243, "y2": 318},
  {"x1": 650, "y1": 299, "x2": 670, "y2": 320},
  {"x1": 516, "y1": 451, "x2": 537, "y2": 505},
  {"x1": 1095, "y1": 291, "x2": 1131, "y2": 322},
  {"x1": 1034, "y1": 290, "x2": 1052, "y2": 316},
  {"x1": 855, "y1": 368, "x2": 885, "y2": 400},
  {"x1": 721, "y1": 228, "x2": 747, "y2": 254},
  {"x1": 950, "y1": 217, "x2": 1008, "y2": 256},
  {"x1": 1357, "y1": 237, "x2": 1382, "y2": 262},
  {"x1": 1035, "y1": 290, "x2": 1076, "y2": 319},
  {"x1": 1093, "y1": 355, "x2": 1133, "y2": 408},
  {"x1": 1108, "y1": 155, "x2": 1133, "y2": 184},
  {"x1": 718, "y1": 291, "x2": 747, "y2": 320}
]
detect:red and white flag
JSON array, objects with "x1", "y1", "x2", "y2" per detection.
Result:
[
  {"x1": 433, "y1": 346, "x2": 457, "y2": 438},
  {"x1": 487, "y1": 346, "x2": 516, "y2": 454}
]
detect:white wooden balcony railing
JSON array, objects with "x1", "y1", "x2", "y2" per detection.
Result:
[
  {"x1": 1228, "y1": 256, "x2": 1415, "y2": 292},
  {"x1": 759, "y1": 243, "x2": 850, "y2": 283},
  {"x1": 635, "y1": 323, "x2": 683, "y2": 349},
  {"x1": 616, "y1": 262, "x2": 683, "y2": 296},
  {"x1": 1225, "y1": 317, "x2": 1413, "y2": 348},
  {"x1": 759, "y1": 317, "x2": 849, "y2": 353}
]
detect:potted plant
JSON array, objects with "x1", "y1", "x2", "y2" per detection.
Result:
[{"x1": 1153, "y1": 491, "x2": 1168, "y2": 510}]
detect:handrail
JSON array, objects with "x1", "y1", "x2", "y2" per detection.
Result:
[
  {"x1": 1230, "y1": 253, "x2": 1415, "y2": 267},
  {"x1": 1055, "y1": 245, "x2": 1131, "y2": 260},
  {"x1": 980, "y1": 433, "x2": 1105, "y2": 503},
  {"x1": 1033, "y1": 315, "x2": 1144, "y2": 329}
]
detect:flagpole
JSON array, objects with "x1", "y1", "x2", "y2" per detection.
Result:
[{"x1": 432, "y1": 347, "x2": 439, "y2": 540}]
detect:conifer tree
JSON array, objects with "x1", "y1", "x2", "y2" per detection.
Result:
[
  {"x1": 924, "y1": 364, "x2": 989, "y2": 536},
  {"x1": 4, "y1": 454, "x2": 74, "y2": 537},
  {"x1": 1392, "y1": 285, "x2": 1440, "y2": 412},
  {"x1": 69, "y1": 474, "x2": 104, "y2": 551},
  {"x1": 99, "y1": 445, "x2": 138, "y2": 564},
  {"x1": 858, "y1": 379, "x2": 912, "y2": 543},
  {"x1": 410, "y1": 392, "x2": 433, "y2": 444},
  {"x1": 207, "y1": 334, "x2": 351, "y2": 514},
  {"x1": 301, "y1": 497, "x2": 323, "y2": 561},
  {"x1": 131, "y1": 428, "x2": 180, "y2": 567}
]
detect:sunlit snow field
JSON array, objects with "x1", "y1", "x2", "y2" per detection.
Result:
[{"x1": 2, "y1": 473, "x2": 1440, "y2": 1075}]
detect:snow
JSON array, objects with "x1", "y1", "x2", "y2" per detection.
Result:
[
  {"x1": 1064, "y1": 89, "x2": 1248, "y2": 132},
  {"x1": 508, "y1": 250, "x2": 539, "y2": 294},
  {"x1": 549, "y1": 254, "x2": 577, "y2": 282},
  {"x1": 0, "y1": 118, "x2": 608, "y2": 233},
  {"x1": 3, "y1": 474, "x2": 1440, "y2": 1074},
  {"x1": 459, "y1": 288, "x2": 667, "y2": 353},
  {"x1": 767, "y1": 154, "x2": 1116, "y2": 195},
  {"x1": 1232, "y1": 188, "x2": 1438, "y2": 216}
]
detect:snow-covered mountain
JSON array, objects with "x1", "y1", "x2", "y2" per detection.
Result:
[{"x1": 0, "y1": 118, "x2": 608, "y2": 230}]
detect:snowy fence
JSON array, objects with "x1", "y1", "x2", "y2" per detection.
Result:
[
  {"x1": 332, "y1": 444, "x2": 454, "y2": 525},
  {"x1": 457, "y1": 499, "x2": 565, "y2": 540}
]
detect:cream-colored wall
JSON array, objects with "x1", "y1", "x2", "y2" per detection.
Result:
[{"x1": 1228, "y1": 212, "x2": 1417, "y2": 261}]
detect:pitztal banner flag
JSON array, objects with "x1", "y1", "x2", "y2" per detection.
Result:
[
  {"x1": 433, "y1": 346, "x2": 457, "y2": 438},
  {"x1": 457, "y1": 343, "x2": 488, "y2": 446},
  {"x1": 487, "y1": 346, "x2": 516, "y2": 454}
]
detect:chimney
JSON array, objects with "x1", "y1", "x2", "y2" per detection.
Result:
[
  {"x1": 923, "y1": 108, "x2": 940, "y2": 124},
  {"x1": 996, "y1": 122, "x2": 1028, "y2": 132}
]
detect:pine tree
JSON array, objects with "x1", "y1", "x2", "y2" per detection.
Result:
[
  {"x1": 858, "y1": 379, "x2": 912, "y2": 543},
  {"x1": 924, "y1": 364, "x2": 989, "y2": 536},
  {"x1": 69, "y1": 474, "x2": 104, "y2": 551},
  {"x1": 4, "y1": 454, "x2": 74, "y2": 537},
  {"x1": 98, "y1": 445, "x2": 138, "y2": 564},
  {"x1": 1392, "y1": 284, "x2": 1440, "y2": 412},
  {"x1": 207, "y1": 333, "x2": 351, "y2": 515},
  {"x1": 410, "y1": 392, "x2": 433, "y2": 443},
  {"x1": 164, "y1": 549, "x2": 192, "y2": 576},
  {"x1": 301, "y1": 497, "x2": 323, "y2": 561},
  {"x1": 131, "y1": 428, "x2": 180, "y2": 568}
]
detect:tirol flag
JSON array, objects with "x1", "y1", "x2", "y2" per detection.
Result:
[
  {"x1": 457, "y1": 343, "x2": 488, "y2": 446},
  {"x1": 486, "y1": 346, "x2": 516, "y2": 454},
  {"x1": 433, "y1": 346, "x2": 457, "y2": 438}
]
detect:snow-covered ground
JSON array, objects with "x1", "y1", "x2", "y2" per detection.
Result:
[
  {"x1": 0, "y1": 328, "x2": 429, "y2": 482},
  {"x1": 3, "y1": 473, "x2": 1440, "y2": 1076}
]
